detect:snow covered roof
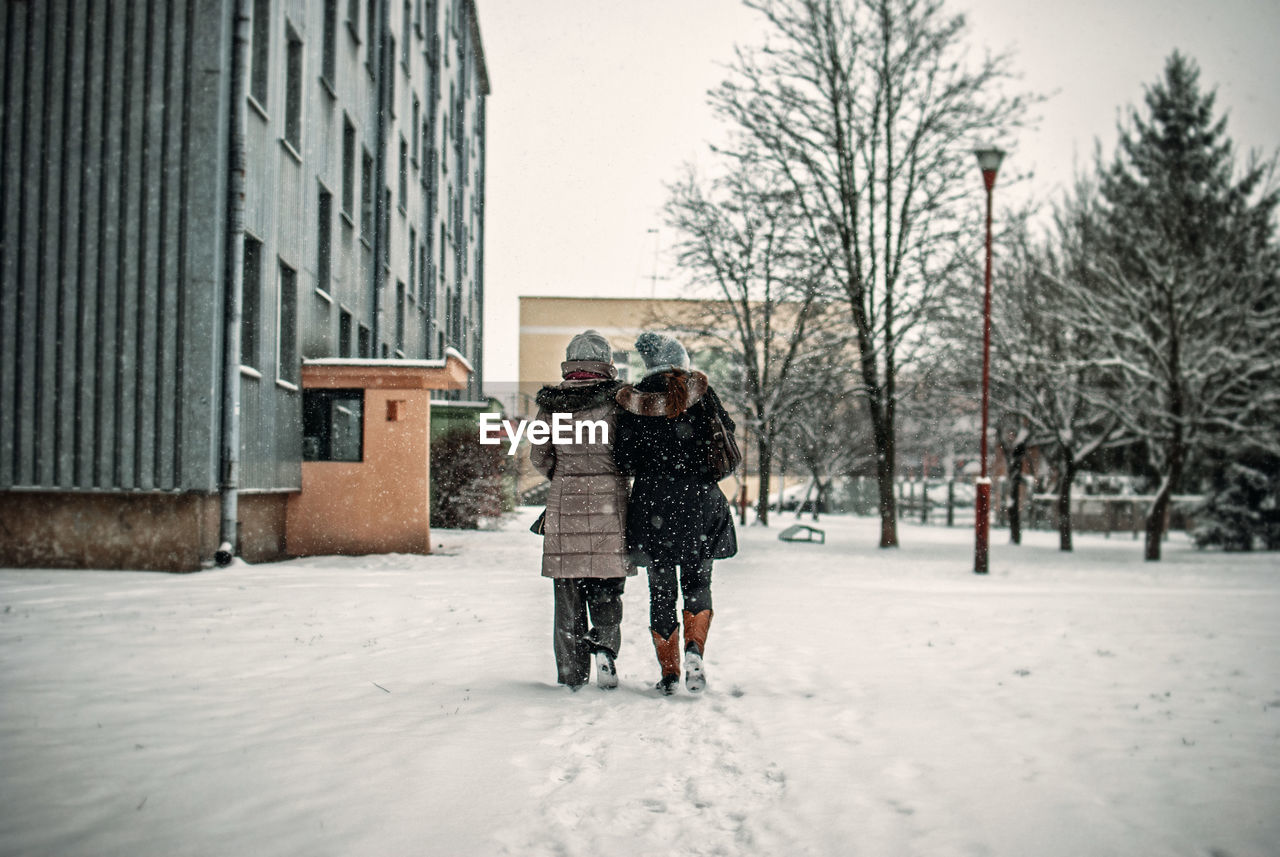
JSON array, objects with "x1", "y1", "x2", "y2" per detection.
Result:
[{"x1": 302, "y1": 350, "x2": 472, "y2": 390}]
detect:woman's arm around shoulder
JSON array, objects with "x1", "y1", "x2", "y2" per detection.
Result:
[
  {"x1": 529, "y1": 405, "x2": 556, "y2": 479},
  {"x1": 611, "y1": 388, "x2": 639, "y2": 477},
  {"x1": 704, "y1": 384, "x2": 735, "y2": 434}
]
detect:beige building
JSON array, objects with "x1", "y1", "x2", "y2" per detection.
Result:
[
  {"x1": 516, "y1": 295, "x2": 762, "y2": 510},
  {"x1": 517, "y1": 296, "x2": 729, "y2": 410}
]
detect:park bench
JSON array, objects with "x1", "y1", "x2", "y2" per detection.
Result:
[{"x1": 778, "y1": 524, "x2": 825, "y2": 544}]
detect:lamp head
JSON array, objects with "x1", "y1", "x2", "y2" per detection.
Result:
[{"x1": 974, "y1": 146, "x2": 1005, "y2": 191}]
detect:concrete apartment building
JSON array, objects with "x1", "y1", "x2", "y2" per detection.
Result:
[{"x1": 0, "y1": 0, "x2": 489, "y2": 570}]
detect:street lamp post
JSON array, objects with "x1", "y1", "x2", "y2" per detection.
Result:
[{"x1": 973, "y1": 146, "x2": 1004, "y2": 575}]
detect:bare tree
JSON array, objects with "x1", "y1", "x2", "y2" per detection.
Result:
[
  {"x1": 992, "y1": 191, "x2": 1123, "y2": 551},
  {"x1": 928, "y1": 186, "x2": 1124, "y2": 551},
  {"x1": 710, "y1": 0, "x2": 1034, "y2": 547},
  {"x1": 661, "y1": 161, "x2": 841, "y2": 525},
  {"x1": 994, "y1": 411, "x2": 1030, "y2": 542},
  {"x1": 780, "y1": 375, "x2": 874, "y2": 519}
]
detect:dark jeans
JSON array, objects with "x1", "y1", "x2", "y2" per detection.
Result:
[
  {"x1": 553, "y1": 577, "x2": 625, "y2": 686},
  {"x1": 647, "y1": 560, "x2": 713, "y2": 639}
]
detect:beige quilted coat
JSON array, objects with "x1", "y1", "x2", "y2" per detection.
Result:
[{"x1": 529, "y1": 373, "x2": 635, "y2": 579}]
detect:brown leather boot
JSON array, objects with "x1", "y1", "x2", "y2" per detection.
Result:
[
  {"x1": 682, "y1": 609, "x2": 713, "y2": 655},
  {"x1": 683, "y1": 610, "x2": 713, "y2": 693},
  {"x1": 651, "y1": 627, "x2": 681, "y2": 695}
]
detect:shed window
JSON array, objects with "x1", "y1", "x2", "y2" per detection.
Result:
[{"x1": 303, "y1": 389, "x2": 364, "y2": 461}]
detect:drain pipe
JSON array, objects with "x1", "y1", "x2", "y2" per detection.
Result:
[
  {"x1": 370, "y1": 0, "x2": 389, "y2": 355},
  {"x1": 216, "y1": 0, "x2": 251, "y2": 567}
]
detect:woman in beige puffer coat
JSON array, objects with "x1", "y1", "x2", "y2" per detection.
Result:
[{"x1": 530, "y1": 330, "x2": 635, "y2": 690}]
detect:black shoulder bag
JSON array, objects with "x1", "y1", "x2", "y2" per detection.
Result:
[{"x1": 705, "y1": 395, "x2": 742, "y2": 480}]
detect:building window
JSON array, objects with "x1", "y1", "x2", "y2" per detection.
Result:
[
  {"x1": 322, "y1": 0, "x2": 337, "y2": 88},
  {"x1": 395, "y1": 281, "x2": 406, "y2": 355},
  {"x1": 439, "y1": 222, "x2": 447, "y2": 288},
  {"x1": 241, "y1": 235, "x2": 262, "y2": 368},
  {"x1": 382, "y1": 188, "x2": 391, "y2": 266},
  {"x1": 411, "y1": 97, "x2": 420, "y2": 165},
  {"x1": 398, "y1": 136, "x2": 408, "y2": 210},
  {"x1": 284, "y1": 25, "x2": 303, "y2": 153},
  {"x1": 361, "y1": 149, "x2": 373, "y2": 240},
  {"x1": 409, "y1": 227, "x2": 417, "y2": 297},
  {"x1": 249, "y1": 0, "x2": 271, "y2": 108},
  {"x1": 310, "y1": 289, "x2": 332, "y2": 360},
  {"x1": 366, "y1": 0, "x2": 377, "y2": 63},
  {"x1": 387, "y1": 35, "x2": 396, "y2": 110},
  {"x1": 358, "y1": 323, "x2": 371, "y2": 357},
  {"x1": 303, "y1": 388, "x2": 363, "y2": 462},
  {"x1": 419, "y1": 242, "x2": 427, "y2": 309},
  {"x1": 339, "y1": 308, "x2": 353, "y2": 357},
  {"x1": 317, "y1": 186, "x2": 333, "y2": 296},
  {"x1": 347, "y1": 0, "x2": 361, "y2": 41},
  {"x1": 422, "y1": 117, "x2": 431, "y2": 184},
  {"x1": 402, "y1": 0, "x2": 412, "y2": 67},
  {"x1": 342, "y1": 116, "x2": 355, "y2": 219},
  {"x1": 444, "y1": 282, "x2": 452, "y2": 345},
  {"x1": 278, "y1": 262, "x2": 299, "y2": 385}
]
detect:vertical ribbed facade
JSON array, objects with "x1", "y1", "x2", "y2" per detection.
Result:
[
  {"x1": 231, "y1": 0, "x2": 488, "y2": 489},
  {"x1": 0, "y1": 0, "x2": 487, "y2": 501},
  {"x1": 0, "y1": 0, "x2": 227, "y2": 494}
]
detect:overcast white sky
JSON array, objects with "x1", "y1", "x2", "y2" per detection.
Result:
[{"x1": 477, "y1": 0, "x2": 1280, "y2": 383}]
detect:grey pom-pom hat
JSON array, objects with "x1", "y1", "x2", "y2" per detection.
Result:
[{"x1": 634, "y1": 331, "x2": 690, "y2": 376}]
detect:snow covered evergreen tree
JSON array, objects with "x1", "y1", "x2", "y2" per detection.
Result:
[
  {"x1": 1193, "y1": 460, "x2": 1280, "y2": 551},
  {"x1": 1082, "y1": 52, "x2": 1280, "y2": 560}
]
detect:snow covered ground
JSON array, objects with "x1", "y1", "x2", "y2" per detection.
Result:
[{"x1": 1, "y1": 510, "x2": 1277, "y2": 857}]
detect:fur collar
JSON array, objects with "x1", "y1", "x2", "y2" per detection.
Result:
[
  {"x1": 615, "y1": 370, "x2": 709, "y2": 417},
  {"x1": 560, "y1": 359, "x2": 618, "y2": 380},
  {"x1": 536, "y1": 378, "x2": 625, "y2": 413}
]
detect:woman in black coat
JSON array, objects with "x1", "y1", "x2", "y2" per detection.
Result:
[{"x1": 614, "y1": 332, "x2": 737, "y2": 695}]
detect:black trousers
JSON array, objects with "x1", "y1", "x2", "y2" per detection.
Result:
[
  {"x1": 553, "y1": 577, "x2": 625, "y2": 686},
  {"x1": 647, "y1": 559, "x2": 713, "y2": 639}
]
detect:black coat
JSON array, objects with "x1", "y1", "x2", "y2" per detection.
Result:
[{"x1": 614, "y1": 371, "x2": 738, "y2": 567}]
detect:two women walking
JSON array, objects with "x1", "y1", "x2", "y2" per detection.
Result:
[{"x1": 532, "y1": 329, "x2": 738, "y2": 695}]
